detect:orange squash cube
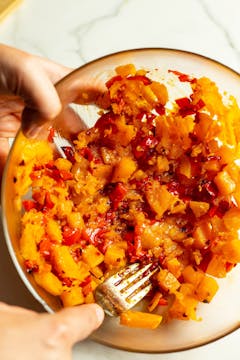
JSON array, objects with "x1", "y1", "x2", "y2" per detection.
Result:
[
  {"x1": 214, "y1": 170, "x2": 236, "y2": 195},
  {"x1": 182, "y1": 265, "x2": 204, "y2": 287},
  {"x1": 82, "y1": 245, "x2": 104, "y2": 268},
  {"x1": 120, "y1": 311, "x2": 162, "y2": 329},
  {"x1": 195, "y1": 275, "x2": 219, "y2": 303},
  {"x1": 189, "y1": 201, "x2": 210, "y2": 218},
  {"x1": 157, "y1": 269, "x2": 180, "y2": 293},
  {"x1": 34, "y1": 271, "x2": 63, "y2": 296},
  {"x1": 60, "y1": 287, "x2": 84, "y2": 307},
  {"x1": 112, "y1": 157, "x2": 137, "y2": 183}
]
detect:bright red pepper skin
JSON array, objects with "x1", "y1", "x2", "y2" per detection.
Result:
[
  {"x1": 62, "y1": 226, "x2": 82, "y2": 246},
  {"x1": 109, "y1": 183, "x2": 128, "y2": 211}
]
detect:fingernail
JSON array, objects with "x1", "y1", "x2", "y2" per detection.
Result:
[{"x1": 24, "y1": 124, "x2": 39, "y2": 138}]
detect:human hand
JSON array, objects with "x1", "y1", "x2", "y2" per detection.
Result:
[
  {"x1": 0, "y1": 43, "x2": 72, "y2": 179},
  {"x1": 0, "y1": 302, "x2": 104, "y2": 360}
]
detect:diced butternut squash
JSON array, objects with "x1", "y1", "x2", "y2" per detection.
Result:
[
  {"x1": 116, "y1": 64, "x2": 136, "y2": 76},
  {"x1": 206, "y1": 254, "x2": 227, "y2": 278},
  {"x1": 214, "y1": 170, "x2": 236, "y2": 195},
  {"x1": 20, "y1": 223, "x2": 43, "y2": 261},
  {"x1": 112, "y1": 157, "x2": 137, "y2": 183},
  {"x1": 222, "y1": 239, "x2": 240, "y2": 263},
  {"x1": 189, "y1": 201, "x2": 210, "y2": 218},
  {"x1": 149, "y1": 81, "x2": 168, "y2": 105},
  {"x1": 90, "y1": 266, "x2": 103, "y2": 279},
  {"x1": 67, "y1": 212, "x2": 84, "y2": 229},
  {"x1": 223, "y1": 208, "x2": 240, "y2": 232},
  {"x1": 82, "y1": 245, "x2": 104, "y2": 268},
  {"x1": 104, "y1": 244, "x2": 126, "y2": 268},
  {"x1": 60, "y1": 287, "x2": 84, "y2": 307},
  {"x1": 84, "y1": 292, "x2": 95, "y2": 304},
  {"x1": 169, "y1": 290, "x2": 198, "y2": 321},
  {"x1": 141, "y1": 223, "x2": 163, "y2": 249},
  {"x1": 54, "y1": 158, "x2": 72, "y2": 171},
  {"x1": 178, "y1": 156, "x2": 191, "y2": 178},
  {"x1": 120, "y1": 310, "x2": 162, "y2": 329},
  {"x1": 193, "y1": 221, "x2": 212, "y2": 249},
  {"x1": 145, "y1": 182, "x2": 176, "y2": 219},
  {"x1": 182, "y1": 265, "x2": 204, "y2": 287},
  {"x1": 57, "y1": 200, "x2": 73, "y2": 218},
  {"x1": 46, "y1": 218, "x2": 62, "y2": 243},
  {"x1": 195, "y1": 275, "x2": 219, "y2": 303},
  {"x1": 157, "y1": 269, "x2": 180, "y2": 293},
  {"x1": 165, "y1": 258, "x2": 182, "y2": 279},
  {"x1": 51, "y1": 245, "x2": 89, "y2": 281},
  {"x1": 34, "y1": 271, "x2": 63, "y2": 296}
]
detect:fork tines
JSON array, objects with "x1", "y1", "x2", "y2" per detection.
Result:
[{"x1": 95, "y1": 263, "x2": 159, "y2": 316}]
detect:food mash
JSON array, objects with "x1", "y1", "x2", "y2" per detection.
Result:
[{"x1": 14, "y1": 64, "x2": 240, "y2": 329}]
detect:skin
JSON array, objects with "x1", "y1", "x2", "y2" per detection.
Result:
[{"x1": 0, "y1": 44, "x2": 105, "y2": 359}]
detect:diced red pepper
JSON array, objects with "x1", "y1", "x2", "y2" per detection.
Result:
[
  {"x1": 201, "y1": 180, "x2": 218, "y2": 200},
  {"x1": 62, "y1": 146, "x2": 75, "y2": 163},
  {"x1": 22, "y1": 200, "x2": 37, "y2": 211},
  {"x1": 80, "y1": 147, "x2": 94, "y2": 162},
  {"x1": 81, "y1": 275, "x2": 92, "y2": 287},
  {"x1": 44, "y1": 192, "x2": 55, "y2": 209},
  {"x1": 127, "y1": 75, "x2": 152, "y2": 85},
  {"x1": 158, "y1": 298, "x2": 168, "y2": 306},
  {"x1": 62, "y1": 226, "x2": 82, "y2": 245},
  {"x1": 109, "y1": 182, "x2": 128, "y2": 210},
  {"x1": 38, "y1": 238, "x2": 52, "y2": 261},
  {"x1": 168, "y1": 70, "x2": 196, "y2": 83},
  {"x1": 155, "y1": 103, "x2": 165, "y2": 115},
  {"x1": 24, "y1": 260, "x2": 39, "y2": 273},
  {"x1": 106, "y1": 75, "x2": 123, "y2": 89},
  {"x1": 176, "y1": 97, "x2": 191, "y2": 108},
  {"x1": 47, "y1": 127, "x2": 55, "y2": 143},
  {"x1": 81, "y1": 276, "x2": 92, "y2": 296},
  {"x1": 208, "y1": 201, "x2": 230, "y2": 218},
  {"x1": 226, "y1": 262, "x2": 236, "y2": 272},
  {"x1": 95, "y1": 112, "x2": 117, "y2": 133},
  {"x1": 198, "y1": 251, "x2": 212, "y2": 272},
  {"x1": 59, "y1": 169, "x2": 73, "y2": 181},
  {"x1": 61, "y1": 277, "x2": 73, "y2": 287},
  {"x1": 132, "y1": 135, "x2": 158, "y2": 160},
  {"x1": 176, "y1": 97, "x2": 205, "y2": 117}
]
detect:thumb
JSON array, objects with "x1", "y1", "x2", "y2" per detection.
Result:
[{"x1": 49, "y1": 304, "x2": 104, "y2": 346}]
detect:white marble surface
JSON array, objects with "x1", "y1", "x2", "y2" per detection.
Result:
[{"x1": 0, "y1": 0, "x2": 239, "y2": 359}]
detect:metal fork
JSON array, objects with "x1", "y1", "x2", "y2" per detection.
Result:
[
  {"x1": 52, "y1": 131, "x2": 159, "y2": 316},
  {"x1": 95, "y1": 263, "x2": 159, "y2": 316},
  {"x1": 53, "y1": 131, "x2": 74, "y2": 158}
]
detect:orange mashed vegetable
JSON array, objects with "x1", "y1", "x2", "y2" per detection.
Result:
[{"x1": 15, "y1": 64, "x2": 240, "y2": 328}]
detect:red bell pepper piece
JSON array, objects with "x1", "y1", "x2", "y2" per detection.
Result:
[
  {"x1": 22, "y1": 200, "x2": 37, "y2": 211},
  {"x1": 62, "y1": 226, "x2": 82, "y2": 245},
  {"x1": 127, "y1": 75, "x2": 152, "y2": 85},
  {"x1": 47, "y1": 127, "x2": 55, "y2": 142},
  {"x1": 62, "y1": 146, "x2": 75, "y2": 163},
  {"x1": 158, "y1": 298, "x2": 168, "y2": 306},
  {"x1": 168, "y1": 70, "x2": 196, "y2": 83},
  {"x1": 109, "y1": 183, "x2": 128, "y2": 210},
  {"x1": 105, "y1": 75, "x2": 123, "y2": 89},
  {"x1": 38, "y1": 238, "x2": 52, "y2": 261},
  {"x1": 24, "y1": 260, "x2": 39, "y2": 273}
]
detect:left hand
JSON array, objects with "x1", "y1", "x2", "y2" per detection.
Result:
[{"x1": 0, "y1": 43, "x2": 72, "y2": 179}]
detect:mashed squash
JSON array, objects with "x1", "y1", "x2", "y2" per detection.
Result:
[{"x1": 15, "y1": 64, "x2": 240, "y2": 328}]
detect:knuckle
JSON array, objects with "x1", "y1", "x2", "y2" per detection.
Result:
[{"x1": 45, "y1": 317, "x2": 71, "y2": 348}]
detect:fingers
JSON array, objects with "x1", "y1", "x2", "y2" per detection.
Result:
[
  {"x1": 0, "y1": 137, "x2": 9, "y2": 181},
  {"x1": 44, "y1": 304, "x2": 104, "y2": 347},
  {"x1": 0, "y1": 44, "x2": 72, "y2": 136}
]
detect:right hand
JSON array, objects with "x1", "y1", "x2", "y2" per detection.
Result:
[{"x1": 0, "y1": 302, "x2": 104, "y2": 360}]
